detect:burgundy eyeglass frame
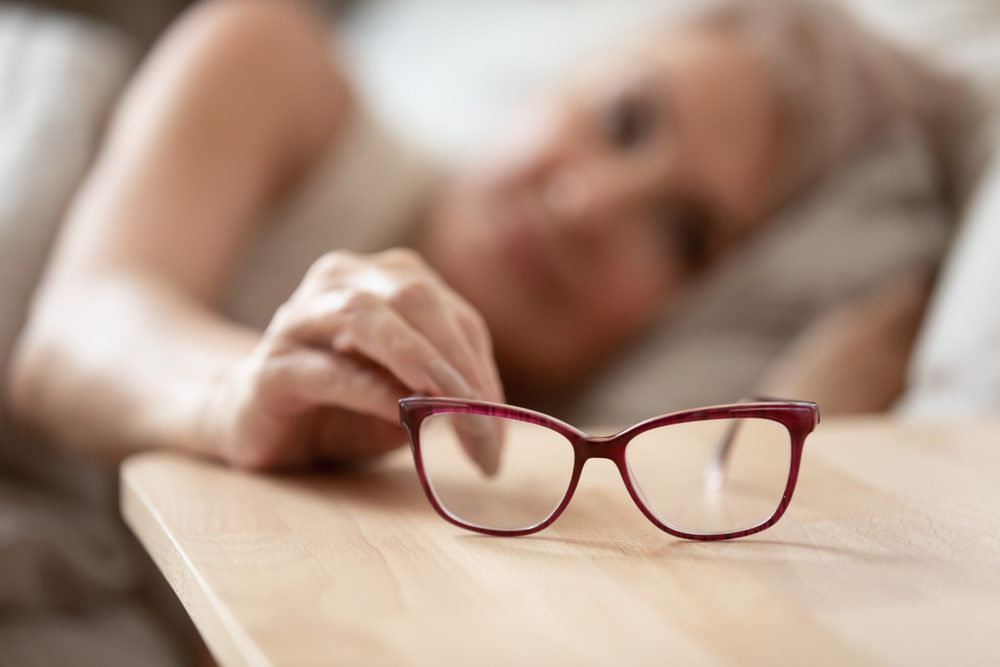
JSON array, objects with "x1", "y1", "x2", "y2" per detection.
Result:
[{"x1": 399, "y1": 397, "x2": 820, "y2": 541}]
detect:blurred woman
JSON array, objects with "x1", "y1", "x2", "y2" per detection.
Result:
[{"x1": 8, "y1": 0, "x2": 953, "y2": 475}]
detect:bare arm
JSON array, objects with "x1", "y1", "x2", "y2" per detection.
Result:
[
  {"x1": 7, "y1": 0, "x2": 344, "y2": 461},
  {"x1": 6, "y1": 0, "x2": 503, "y2": 470},
  {"x1": 756, "y1": 271, "x2": 932, "y2": 415}
]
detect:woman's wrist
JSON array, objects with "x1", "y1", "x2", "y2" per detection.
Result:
[{"x1": 190, "y1": 357, "x2": 251, "y2": 464}]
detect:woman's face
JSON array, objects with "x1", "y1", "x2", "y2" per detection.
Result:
[{"x1": 422, "y1": 24, "x2": 784, "y2": 388}]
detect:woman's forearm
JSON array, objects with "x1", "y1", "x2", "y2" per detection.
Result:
[
  {"x1": 8, "y1": 272, "x2": 258, "y2": 463},
  {"x1": 4, "y1": 0, "x2": 350, "y2": 463}
]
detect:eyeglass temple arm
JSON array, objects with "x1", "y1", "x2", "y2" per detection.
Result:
[{"x1": 704, "y1": 395, "x2": 790, "y2": 492}]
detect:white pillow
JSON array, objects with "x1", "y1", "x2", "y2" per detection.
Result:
[
  {"x1": 897, "y1": 120, "x2": 1000, "y2": 417},
  {"x1": 0, "y1": 6, "x2": 134, "y2": 404}
]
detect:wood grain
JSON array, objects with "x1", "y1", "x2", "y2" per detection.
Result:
[{"x1": 121, "y1": 417, "x2": 1000, "y2": 666}]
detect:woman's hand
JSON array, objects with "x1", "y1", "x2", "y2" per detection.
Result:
[
  {"x1": 757, "y1": 271, "x2": 932, "y2": 414},
  {"x1": 208, "y1": 248, "x2": 505, "y2": 471}
]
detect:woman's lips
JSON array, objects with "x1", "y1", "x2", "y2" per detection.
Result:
[{"x1": 493, "y1": 194, "x2": 563, "y2": 301}]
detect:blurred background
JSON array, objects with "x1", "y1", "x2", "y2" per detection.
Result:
[{"x1": 10, "y1": 0, "x2": 1000, "y2": 158}]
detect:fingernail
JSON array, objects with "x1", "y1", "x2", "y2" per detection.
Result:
[
  {"x1": 429, "y1": 358, "x2": 475, "y2": 399},
  {"x1": 479, "y1": 424, "x2": 502, "y2": 477}
]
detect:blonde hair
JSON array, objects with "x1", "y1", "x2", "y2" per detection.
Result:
[{"x1": 690, "y1": 0, "x2": 968, "y2": 207}]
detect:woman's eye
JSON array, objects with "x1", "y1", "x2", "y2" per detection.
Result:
[{"x1": 601, "y1": 94, "x2": 650, "y2": 150}]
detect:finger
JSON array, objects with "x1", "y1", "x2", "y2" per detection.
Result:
[
  {"x1": 450, "y1": 413, "x2": 505, "y2": 477},
  {"x1": 332, "y1": 306, "x2": 505, "y2": 474},
  {"x1": 381, "y1": 249, "x2": 504, "y2": 402},
  {"x1": 392, "y1": 287, "x2": 503, "y2": 404},
  {"x1": 290, "y1": 292, "x2": 479, "y2": 400},
  {"x1": 446, "y1": 305, "x2": 506, "y2": 475},
  {"x1": 274, "y1": 293, "x2": 502, "y2": 474},
  {"x1": 348, "y1": 296, "x2": 506, "y2": 474},
  {"x1": 315, "y1": 408, "x2": 407, "y2": 461},
  {"x1": 451, "y1": 300, "x2": 506, "y2": 404},
  {"x1": 265, "y1": 346, "x2": 409, "y2": 424},
  {"x1": 283, "y1": 264, "x2": 503, "y2": 402}
]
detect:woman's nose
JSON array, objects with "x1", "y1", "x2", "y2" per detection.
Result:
[
  {"x1": 543, "y1": 170, "x2": 591, "y2": 223},
  {"x1": 542, "y1": 167, "x2": 643, "y2": 243}
]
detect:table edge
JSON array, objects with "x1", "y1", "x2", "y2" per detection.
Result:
[{"x1": 120, "y1": 453, "x2": 269, "y2": 667}]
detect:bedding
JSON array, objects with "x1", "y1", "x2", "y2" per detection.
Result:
[{"x1": 0, "y1": 7, "x2": 198, "y2": 666}]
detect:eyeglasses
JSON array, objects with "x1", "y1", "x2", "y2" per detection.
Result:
[{"x1": 399, "y1": 397, "x2": 819, "y2": 541}]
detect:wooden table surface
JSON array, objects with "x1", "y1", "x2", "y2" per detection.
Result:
[{"x1": 121, "y1": 417, "x2": 1000, "y2": 667}]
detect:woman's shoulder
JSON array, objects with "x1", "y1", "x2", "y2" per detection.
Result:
[{"x1": 148, "y1": 0, "x2": 355, "y2": 184}]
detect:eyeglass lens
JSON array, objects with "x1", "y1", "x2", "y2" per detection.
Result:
[
  {"x1": 419, "y1": 413, "x2": 574, "y2": 531},
  {"x1": 626, "y1": 418, "x2": 791, "y2": 534}
]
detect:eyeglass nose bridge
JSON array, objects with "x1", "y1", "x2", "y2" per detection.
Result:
[{"x1": 572, "y1": 433, "x2": 630, "y2": 465}]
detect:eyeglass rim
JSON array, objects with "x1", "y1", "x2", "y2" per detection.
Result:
[{"x1": 398, "y1": 397, "x2": 819, "y2": 541}]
